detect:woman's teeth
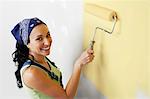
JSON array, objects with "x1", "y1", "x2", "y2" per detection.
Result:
[{"x1": 41, "y1": 47, "x2": 49, "y2": 51}]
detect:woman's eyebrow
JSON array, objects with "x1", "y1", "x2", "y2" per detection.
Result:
[
  {"x1": 47, "y1": 31, "x2": 50, "y2": 34},
  {"x1": 36, "y1": 34, "x2": 43, "y2": 38},
  {"x1": 35, "y1": 31, "x2": 50, "y2": 37}
]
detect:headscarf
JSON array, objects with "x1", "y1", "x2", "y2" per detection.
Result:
[{"x1": 11, "y1": 17, "x2": 46, "y2": 45}]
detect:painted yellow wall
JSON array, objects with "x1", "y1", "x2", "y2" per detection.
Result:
[{"x1": 83, "y1": 0, "x2": 150, "y2": 99}]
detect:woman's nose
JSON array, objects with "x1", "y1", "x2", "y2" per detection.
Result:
[{"x1": 44, "y1": 38, "x2": 51, "y2": 45}]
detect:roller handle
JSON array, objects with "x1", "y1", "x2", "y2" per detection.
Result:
[{"x1": 89, "y1": 40, "x2": 95, "y2": 50}]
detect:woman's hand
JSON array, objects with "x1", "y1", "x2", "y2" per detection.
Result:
[{"x1": 75, "y1": 48, "x2": 94, "y2": 68}]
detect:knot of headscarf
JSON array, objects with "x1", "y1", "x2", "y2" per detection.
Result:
[{"x1": 11, "y1": 17, "x2": 45, "y2": 45}]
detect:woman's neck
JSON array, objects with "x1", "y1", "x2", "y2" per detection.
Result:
[{"x1": 29, "y1": 54, "x2": 46, "y2": 64}]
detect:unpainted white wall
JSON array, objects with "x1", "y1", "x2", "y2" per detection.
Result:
[{"x1": 0, "y1": 0, "x2": 83, "y2": 98}]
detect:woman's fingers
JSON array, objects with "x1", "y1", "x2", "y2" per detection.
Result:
[
  {"x1": 86, "y1": 54, "x2": 94, "y2": 62},
  {"x1": 84, "y1": 49, "x2": 94, "y2": 64},
  {"x1": 76, "y1": 48, "x2": 95, "y2": 67},
  {"x1": 87, "y1": 48, "x2": 94, "y2": 54}
]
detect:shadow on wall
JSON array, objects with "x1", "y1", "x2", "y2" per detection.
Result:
[
  {"x1": 136, "y1": 90, "x2": 150, "y2": 99},
  {"x1": 76, "y1": 73, "x2": 107, "y2": 99}
]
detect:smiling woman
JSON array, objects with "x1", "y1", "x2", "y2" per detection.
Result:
[
  {"x1": 11, "y1": 17, "x2": 94, "y2": 99},
  {"x1": 27, "y1": 24, "x2": 52, "y2": 57}
]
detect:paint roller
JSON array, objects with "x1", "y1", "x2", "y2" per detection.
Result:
[{"x1": 85, "y1": 3, "x2": 118, "y2": 49}]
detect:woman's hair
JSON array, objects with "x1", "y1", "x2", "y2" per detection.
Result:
[
  {"x1": 11, "y1": 17, "x2": 46, "y2": 88},
  {"x1": 12, "y1": 42, "x2": 30, "y2": 88}
]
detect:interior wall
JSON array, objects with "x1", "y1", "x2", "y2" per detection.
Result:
[
  {"x1": 0, "y1": 0, "x2": 83, "y2": 98},
  {"x1": 83, "y1": 0, "x2": 150, "y2": 99}
]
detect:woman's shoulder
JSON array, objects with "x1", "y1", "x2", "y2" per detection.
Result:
[
  {"x1": 22, "y1": 64, "x2": 52, "y2": 88},
  {"x1": 22, "y1": 60, "x2": 64, "y2": 89},
  {"x1": 22, "y1": 60, "x2": 44, "y2": 75},
  {"x1": 22, "y1": 63, "x2": 49, "y2": 79},
  {"x1": 22, "y1": 60, "x2": 49, "y2": 81},
  {"x1": 22, "y1": 59, "x2": 49, "y2": 75}
]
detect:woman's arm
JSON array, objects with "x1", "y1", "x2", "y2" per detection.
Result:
[
  {"x1": 22, "y1": 48, "x2": 94, "y2": 99},
  {"x1": 65, "y1": 48, "x2": 94, "y2": 97},
  {"x1": 23, "y1": 66, "x2": 68, "y2": 99}
]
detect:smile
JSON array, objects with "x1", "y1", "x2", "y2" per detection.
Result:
[{"x1": 41, "y1": 47, "x2": 50, "y2": 51}]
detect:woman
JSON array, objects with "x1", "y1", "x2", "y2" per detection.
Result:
[{"x1": 11, "y1": 17, "x2": 94, "y2": 99}]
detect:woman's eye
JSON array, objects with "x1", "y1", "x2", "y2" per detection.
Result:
[
  {"x1": 46, "y1": 33, "x2": 51, "y2": 38},
  {"x1": 36, "y1": 37, "x2": 43, "y2": 41}
]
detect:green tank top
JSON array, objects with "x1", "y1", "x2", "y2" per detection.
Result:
[{"x1": 20, "y1": 58, "x2": 63, "y2": 99}]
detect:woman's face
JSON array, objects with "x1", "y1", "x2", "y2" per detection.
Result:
[{"x1": 27, "y1": 24, "x2": 52, "y2": 57}]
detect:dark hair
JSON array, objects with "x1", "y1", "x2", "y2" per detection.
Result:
[{"x1": 12, "y1": 42, "x2": 30, "y2": 88}]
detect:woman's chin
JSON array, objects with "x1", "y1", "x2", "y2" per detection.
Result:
[
  {"x1": 44, "y1": 52, "x2": 50, "y2": 56},
  {"x1": 41, "y1": 51, "x2": 50, "y2": 56}
]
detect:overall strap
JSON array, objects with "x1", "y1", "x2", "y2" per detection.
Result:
[
  {"x1": 30, "y1": 60, "x2": 59, "y2": 81},
  {"x1": 45, "y1": 57, "x2": 57, "y2": 68},
  {"x1": 21, "y1": 59, "x2": 63, "y2": 88},
  {"x1": 45, "y1": 58, "x2": 64, "y2": 88}
]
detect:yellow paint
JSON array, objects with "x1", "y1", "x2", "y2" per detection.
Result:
[{"x1": 83, "y1": 0, "x2": 150, "y2": 99}]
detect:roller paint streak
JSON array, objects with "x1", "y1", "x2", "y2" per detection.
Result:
[{"x1": 85, "y1": 3, "x2": 118, "y2": 49}]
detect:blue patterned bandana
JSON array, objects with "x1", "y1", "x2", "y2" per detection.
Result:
[{"x1": 11, "y1": 17, "x2": 46, "y2": 45}]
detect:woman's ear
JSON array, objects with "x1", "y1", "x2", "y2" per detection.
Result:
[{"x1": 27, "y1": 44, "x2": 30, "y2": 49}]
